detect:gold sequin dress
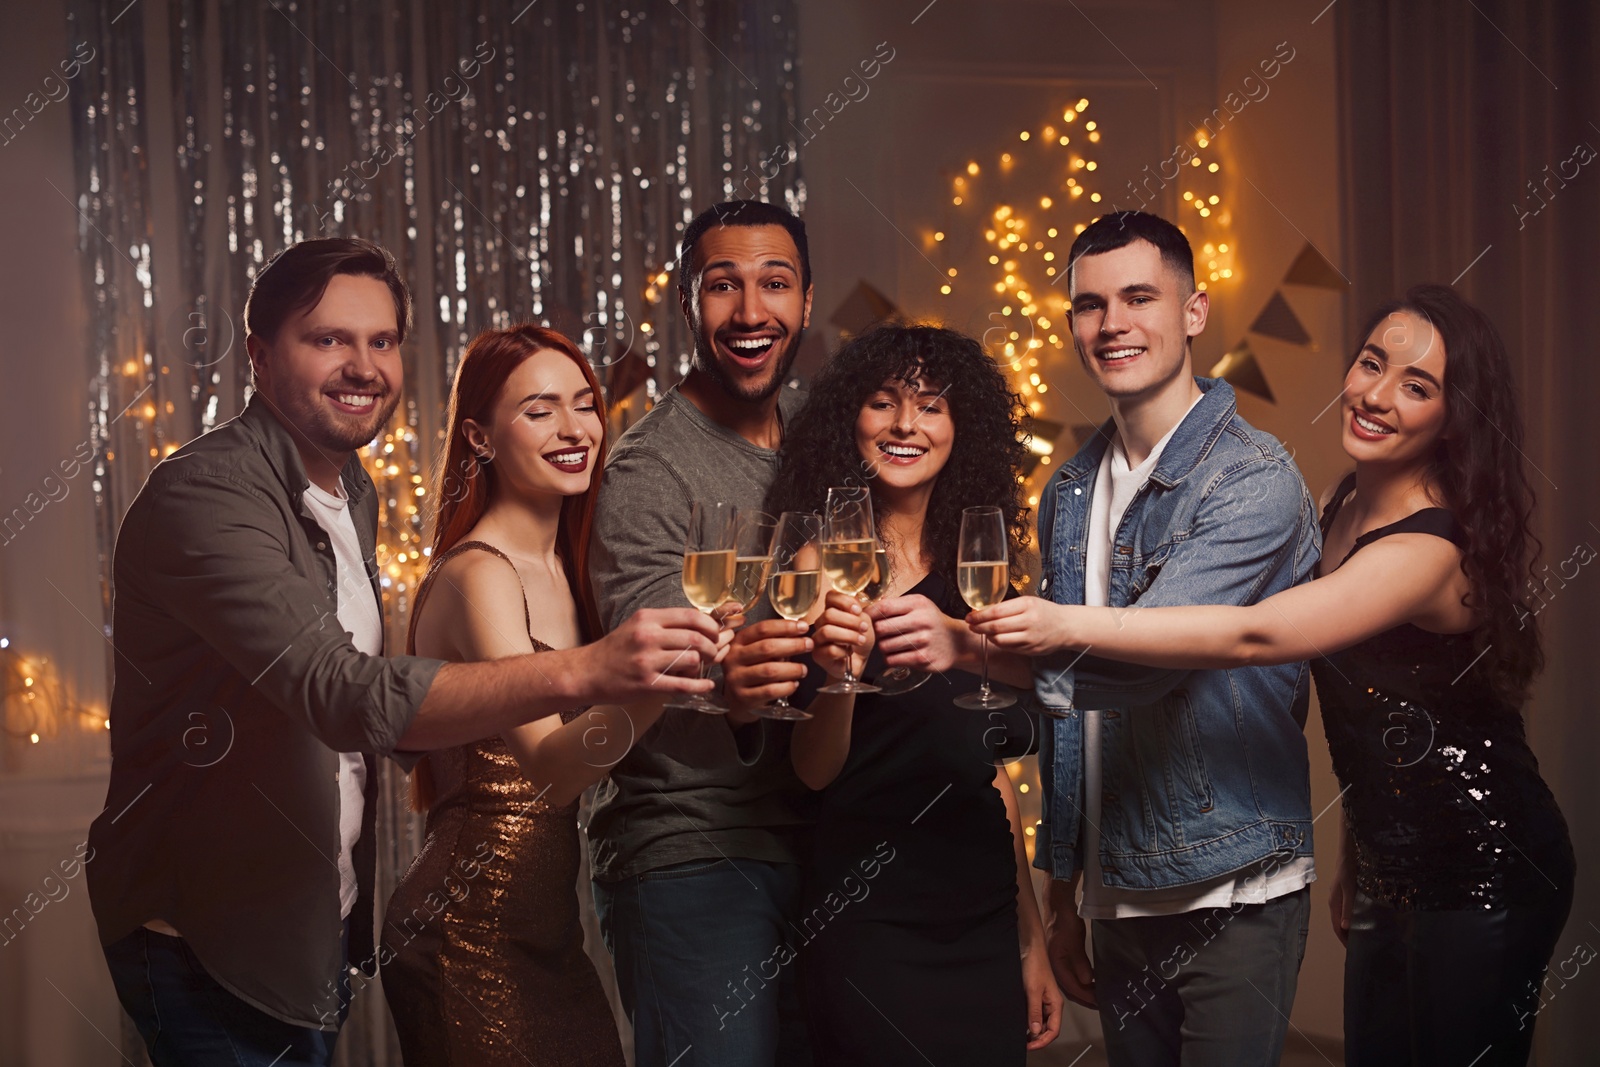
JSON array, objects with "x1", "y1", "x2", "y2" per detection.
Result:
[{"x1": 381, "y1": 542, "x2": 625, "y2": 1066}]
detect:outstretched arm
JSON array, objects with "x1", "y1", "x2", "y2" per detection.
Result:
[
  {"x1": 132, "y1": 470, "x2": 713, "y2": 758},
  {"x1": 970, "y1": 531, "x2": 1466, "y2": 669},
  {"x1": 414, "y1": 553, "x2": 677, "y2": 804},
  {"x1": 1024, "y1": 456, "x2": 1316, "y2": 708},
  {"x1": 588, "y1": 446, "x2": 767, "y2": 726}
]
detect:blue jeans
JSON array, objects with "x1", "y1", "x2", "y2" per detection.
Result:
[
  {"x1": 102, "y1": 927, "x2": 347, "y2": 1066},
  {"x1": 1091, "y1": 887, "x2": 1311, "y2": 1067},
  {"x1": 592, "y1": 857, "x2": 812, "y2": 1067}
]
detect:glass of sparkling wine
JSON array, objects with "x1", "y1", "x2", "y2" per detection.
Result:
[
  {"x1": 666, "y1": 500, "x2": 739, "y2": 714},
  {"x1": 859, "y1": 544, "x2": 930, "y2": 696},
  {"x1": 728, "y1": 512, "x2": 777, "y2": 615},
  {"x1": 757, "y1": 511, "x2": 823, "y2": 721},
  {"x1": 818, "y1": 487, "x2": 882, "y2": 694},
  {"x1": 860, "y1": 543, "x2": 892, "y2": 604},
  {"x1": 953, "y1": 506, "x2": 1016, "y2": 710}
]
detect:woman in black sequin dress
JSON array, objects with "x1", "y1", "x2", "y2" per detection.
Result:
[{"x1": 967, "y1": 285, "x2": 1574, "y2": 1066}]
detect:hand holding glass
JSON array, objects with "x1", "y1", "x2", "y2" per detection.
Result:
[
  {"x1": 818, "y1": 487, "x2": 881, "y2": 695},
  {"x1": 953, "y1": 506, "x2": 1016, "y2": 710},
  {"x1": 859, "y1": 546, "x2": 930, "y2": 696},
  {"x1": 756, "y1": 511, "x2": 823, "y2": 721},
  {"x1": 666, "y1": 501, "x2": 739, "y2": 714}
]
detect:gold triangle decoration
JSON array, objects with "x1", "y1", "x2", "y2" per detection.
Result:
[
  {"x1": 1209, "y1": 340, "x2": 1275, "y2": 403},
  {"x1": 829, "y1": 280, "x2": 901, "y2": 335},
  {"x1": 1282, "y1": 242, "x2": 1349, "y2": 290},
  {"x1": 1249, "y1": 290, "x2": 1312, "y2": 346}
]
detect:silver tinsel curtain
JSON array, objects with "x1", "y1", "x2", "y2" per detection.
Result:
[{"x1": 67, "y1": 1, "x2": 801, "y2": 1061}]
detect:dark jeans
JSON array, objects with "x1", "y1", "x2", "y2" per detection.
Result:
[
  {"x1": 592, "y1": 857, "x2": 812, "y2": 1067},
  {"x1": 1344, "y1": 884, "x2": 1575, "y2": 1067},
  {"x1": 102, "y1": 927, "x2": 348, "y2": 1067},
  {"x1": 1091, "y1": 886, "x2": 1311, "y2": 1067}
]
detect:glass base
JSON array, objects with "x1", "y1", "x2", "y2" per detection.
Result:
[
  {"x1": 872, "y1": 667, "x2": 931, "y2": 696},
  {"x1": 953, "y1": 686, "x2": 1016, "y2": 710},
  {"x1": 752, "y1": 701, "x2": 812, "y2": 721},
  {"x1": 817, "y1": 677, "x2": 881, "y2": 695},
  {"x1": 663, "y1": 694, "x2": 728, "y2": 714}
]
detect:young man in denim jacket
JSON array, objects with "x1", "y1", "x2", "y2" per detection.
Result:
[{"x1": 871, "y1": 211, "x2": 1320, "y2": 1066}]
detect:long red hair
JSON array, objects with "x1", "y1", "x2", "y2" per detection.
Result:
[{"x1": 409, "y1": 325, "x2": 609, "y2": 810}]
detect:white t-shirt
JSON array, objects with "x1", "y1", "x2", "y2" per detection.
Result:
[
  {"x1": 1078, "y1": 397, "x2": 1313, "y2": 919},
  {"x1": 300, "y1": 479, "x2": 386, "y2": 920}
]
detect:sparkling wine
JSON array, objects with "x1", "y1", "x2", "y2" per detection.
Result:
[
  {"x1": 821, "y1": 538, "x2": 877, "y2": 595},
  {"x1": 730, "y1": 555, "x2": 772, "y2": 610},
  {"x1": 768, "y1": 569, "x2": 822, "y2": 620},
  {"x1": 861, "y1": 548, "x2": 892, "y2": 603},
  {"x1": 957, "y1": 561, "x2": 1008, "y2": 610},
  {"x1": 682, "y1": 549, "x2": 735, "y2": 612}
]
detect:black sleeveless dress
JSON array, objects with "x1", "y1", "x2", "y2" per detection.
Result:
[
  {"x1": 1313, "y1": 477, "x2": 1573, "y2": 1067},
  {"x1": 795, "y1": 572, "x2": 1037, "y2": 1066}
]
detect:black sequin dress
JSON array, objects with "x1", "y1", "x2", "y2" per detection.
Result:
[
  {"x1": 1312, "y1": 478, "x2": 1573, "y2": 911},
  {"x1": 1313, "y1": 478, "x2": 1575, "y2": 1066}
]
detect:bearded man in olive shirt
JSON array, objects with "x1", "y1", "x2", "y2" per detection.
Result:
[
  {"x1": 588, "y1": 200, "x2": 818, "y2": 1067},
  {"x1": 88, "y1": 238, "x2": 719, "y2": 1067}
]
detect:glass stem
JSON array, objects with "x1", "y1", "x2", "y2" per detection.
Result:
[
  {"x1": 699, "y1": 611, "x2": 722, "y2": 688},
  {"x1": 979, "y1": 633, "x2": 991, "y2": 695},
  {"x1": 841, "y1": 594, "x2": 861, "y2": 687},
  {"x1": 774, "y1": 652, "x2": 794, "y2": 709}
]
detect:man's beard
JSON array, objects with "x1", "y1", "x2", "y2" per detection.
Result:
[
  {"x1": 277, "y1": 386, "x2": 400, "y2": 456},
  {"x1": 691, "y1": 327, "x2": 805, "y2": 404}
]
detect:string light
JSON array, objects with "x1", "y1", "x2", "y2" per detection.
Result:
[
  {"x1": 2, "y1": 643, "x2": 111, "y2": 745},
  {"x1": 928, "y1": 95, "x2": 1240, "y2": 561}
]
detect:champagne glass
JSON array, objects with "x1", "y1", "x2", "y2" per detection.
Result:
[
  {"x1": 859, "y1": 544, "x2": 931, "y2": 696},
  {"x1": 728, "y1": 512, "x2": 777, "y2": 615},
  {"x1": 818, "y1": 487, "x2": 882, "y2": 695},
  {"x1": 860, "y1": 543, "x2": 893, "y2": 604},
  {"x1": 953, "y1": 506, "x2": 1016, "y2": 710},
  {"x1": 756, "y1": 511, "x2": 823, "y2": 721},
  {"x1": 665, "y1": 500, "x2": 739, "y2": 714}
]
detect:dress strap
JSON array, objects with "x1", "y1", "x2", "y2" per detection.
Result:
[
  {"x1": 1341, "y1": 508, "x2": 1464, "y2": 566},
  {"x1": 409, "y1": 540, "x2": 543, "y2": 653},
  {"x1": 1318, "y1": 472, "x2": 1358, "y2": 535},
  {"x1": 1319, "y1": 473, "x2": 1464, "y2": 567}
]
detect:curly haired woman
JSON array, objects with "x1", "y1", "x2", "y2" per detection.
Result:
[{"x1": 725, "y1": 322, "x2": 1062, "y2": 1064}]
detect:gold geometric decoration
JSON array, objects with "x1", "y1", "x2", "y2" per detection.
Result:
[
  {"x1": 830, "y1": 280, "x2": 901, "y2": 336},
  {"x1": 1209, "y1": 339, "x2": 1275, "y2": 403},
  {"x1": 1282, "y1": 242, "x2": 1349, "y2": 290},
  {"x1": 1249, "y1": 290, "x2": 1312, "y2": 346}
]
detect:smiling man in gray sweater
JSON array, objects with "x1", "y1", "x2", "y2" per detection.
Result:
[{"x1": 587, "y1": 200, "x2": 817, "y2": 1067}]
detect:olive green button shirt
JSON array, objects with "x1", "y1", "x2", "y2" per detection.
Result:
[{"x1": 87, "y1": 395, "x2": 445, "y2": 1030}]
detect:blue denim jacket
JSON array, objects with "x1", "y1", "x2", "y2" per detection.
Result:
[{"x1": 1031, "y1": 378, "x2": 1321, "y2": 888}]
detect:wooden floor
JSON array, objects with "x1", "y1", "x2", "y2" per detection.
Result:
[{"x1": 1029, "y1": 1033, "x2": 1345, "y2": 1066}]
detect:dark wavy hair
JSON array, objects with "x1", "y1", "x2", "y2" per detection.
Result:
[
  {"x1": 1351, "y1": 284, "x2": 1543, "y2": 704},
  {"x1": 766, "y1": 323, "x2": 1029, "y2": 586}
]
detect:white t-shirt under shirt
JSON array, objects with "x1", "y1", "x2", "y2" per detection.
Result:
[
  {"x1": 1078, "y1": 396, "x2": 1314, "y2": 919},
  {"x1": 300, "y1": 479, "x2": 385, "y2": 921}
]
